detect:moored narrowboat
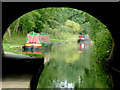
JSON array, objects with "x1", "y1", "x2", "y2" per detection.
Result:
[
  {"x1": 78, "y1": 35, "x2": 90, "y2": 43},
  {"x1": 23, "y1": 31, "x2": 52, "y2": 54}
]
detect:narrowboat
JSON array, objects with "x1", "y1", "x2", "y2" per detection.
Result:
[
  {"x1": 78, "y1": 35, "x2": 90, "y2": 43},
  {"x1": 23, "y1": 31, "x2": 52, "y2": 54}
]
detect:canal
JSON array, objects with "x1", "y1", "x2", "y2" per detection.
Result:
[{"x1": 37, "y1": 41, "x2": 112, "y2": 88}]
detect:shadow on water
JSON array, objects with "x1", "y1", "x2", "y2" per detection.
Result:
[{"x1": 36, "y1": 41, "x2": 112, "y2": 88}]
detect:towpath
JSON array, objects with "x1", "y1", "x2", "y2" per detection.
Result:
[{"x1": 2, "y1": 52, "x2": 40, "y2": 89}]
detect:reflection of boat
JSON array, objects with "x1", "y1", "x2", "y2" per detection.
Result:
[
  {"x1": 78, "y1": 35, "x2": 90, "y2": 43},
  {"x1": 23, "y1": 31, "x2": 52, "y2": 54},
  {"x1": 78, "y1": 41, "x2": 91, "y2": 53}
]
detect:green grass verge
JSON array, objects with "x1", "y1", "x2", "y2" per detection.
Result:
[{"x1": 3, "y1": 42, "x2": 44, "y2": 57}]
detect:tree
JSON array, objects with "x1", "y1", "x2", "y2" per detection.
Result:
[
  {"x1": 65, "y1": 20, "x2": 83, "y2": 34},
  {"x1": 13, "y1": 18, "x2": 20, "y2": 33},
  {"x1": 7, "y1": 26, "x2": 12, "y2": 39}
]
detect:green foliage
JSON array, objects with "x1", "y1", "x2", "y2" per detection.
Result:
[
  {"x1": 20, "y1": 12, "x2": 37, "y2": 32},
  {"x1": 3, "y1": 7, "x2": 112, "y2": 61},
  {"x1": 5, "y1": 7, "x2": 86, "y2": 42},
  {"x1": 94, "y1": 29, "x2": 112, "y2": 60},
  {"x1": 65, "y1": 20, "x2": 83, "y2": 34},
  {"x1": 86, "y1": 16, "x2": 112, "y2": 61},
  {"x1": 3, "y1": 31, "x2": 26, "y2": 44}
]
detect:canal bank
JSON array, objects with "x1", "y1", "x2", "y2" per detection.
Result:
[{"x1": 2, "y1": 52, "x2": 44, "y2": 89}]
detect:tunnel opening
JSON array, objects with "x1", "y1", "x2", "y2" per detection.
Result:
[{"x1": 2, "y1": 3, "x2": 120, "y2": 89}]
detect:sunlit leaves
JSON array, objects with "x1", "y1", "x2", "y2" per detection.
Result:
[{"x1": 65, "y1": 20, "x2": 83, "y2": 34}]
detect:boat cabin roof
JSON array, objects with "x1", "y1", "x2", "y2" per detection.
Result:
[{"x1": 26, "y1": 32, "x2": 50, "y2": 43}]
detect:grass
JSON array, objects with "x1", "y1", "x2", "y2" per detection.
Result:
[
  {"x1": 3, "y1": 31, "x2": 26, "y2": 44},
  {"x1": 22, "y1": 52, "x2": 44, "y2": 57},
  {"x1": 3, "y1": 42, "x2": 44, "y2": 57},
  {"x1": 50, "y1": 38, "x2": 66, "y2": 42}
]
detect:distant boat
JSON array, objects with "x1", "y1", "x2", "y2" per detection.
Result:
[
  {"x1": 78, "y1": 35, "x2": 90, "y2": 43},
  {"x1": 23, "y1": 31, "x2": 52, "y2": 54}
]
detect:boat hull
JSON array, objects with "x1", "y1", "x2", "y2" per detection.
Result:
[
  {"x1": 23, "y1": 43, "x2": 52, "y2": 54},
  {"x1": 78, "y1": 39, "x2": 90, "y2": 43}
]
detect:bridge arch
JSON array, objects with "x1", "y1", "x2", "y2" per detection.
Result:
[{"x1": 2, "y1": 2, "x2": 120, "y2": 88}]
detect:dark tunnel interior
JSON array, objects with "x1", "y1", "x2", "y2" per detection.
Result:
[{"x1": 1, "y1": 2, "x2": 120, "y2": 88}]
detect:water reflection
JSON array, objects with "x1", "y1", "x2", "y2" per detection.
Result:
[
  {"x1": 37, "y1": 41, "x2": 111, "y2": 88},
  {"x1": 44, "y1": 54, "x2": 50, "y2": 64},
  {"x1": 53, "y1": 79, "x2": 75, "y2": 88},
  {"x1": 78, "y1": 41, "x2": 91, "y2": 53}
]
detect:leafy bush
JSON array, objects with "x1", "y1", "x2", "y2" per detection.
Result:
[{"x1": 94, "y1": 29, "x2": 112, "y2": 61}]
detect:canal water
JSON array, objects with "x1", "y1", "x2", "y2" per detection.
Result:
[{"x1": 37, "y1": 41, "x2": 112, "y2": 88}]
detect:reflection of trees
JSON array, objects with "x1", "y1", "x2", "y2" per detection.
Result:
[
  {"x1": 44, "y1": 54, "x2": 50, "y2": 64},
  {"x1": 37, "y1": 43, "x2": 111, "y2": 88},
  {"x1": 37, "y1": 43, "x2": 97, "y2": 88},
  {"x1": 50, "y1": 43, "x2": 80, "y2": 63}
]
